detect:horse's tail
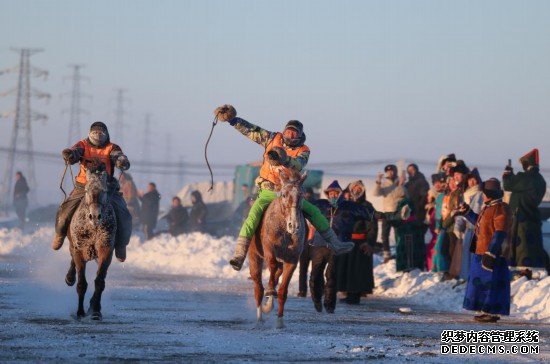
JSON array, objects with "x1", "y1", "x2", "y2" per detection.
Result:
[{"x1": 261, "y1": 295, "x2": 274, "y2": 313}]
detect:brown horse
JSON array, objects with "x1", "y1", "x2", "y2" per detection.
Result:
[
  {"x1": 249, "y1": 169, "x2": 308, "y2": 328},
  {"x1": 66, "y1": 161, "x2": 117, "y2": 320}
]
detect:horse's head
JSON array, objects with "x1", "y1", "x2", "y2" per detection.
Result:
[
  {"x1": 83, "y1": 160, "x2": 109, "y2": 228},
  {"x1": 278, "y1": 169, "x2": 308, "y2": 235}
]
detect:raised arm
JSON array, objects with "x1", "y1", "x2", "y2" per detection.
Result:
[
  {"x1": 214, "y1": 105, "x2": 275, "y2": 147},
  {"x1": 228, "y1": 117, "x2": 276, "y2": 147}
]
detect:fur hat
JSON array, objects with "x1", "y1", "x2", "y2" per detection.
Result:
[
  {"x1": 348, "y1": 180, "x2": 366, "y2": 201},
  {"x1": 467, "y1": 168, "x2": 482, "y2": 185},
  {"x1": 384, "y1": 164, "x2": 397, "y2": 173},
  {"x1": 324, "y1": 180, "x2": 342, "y2": 195},
  {"x1": 285, "y1": 120, "x2": 303, "y2": 134},
  {"x1": 441, "y1": 153, "x2": 456, "y2": 165},
  {"x1": 449, "y1": 160, "x2": 470, "y2": 175},
  {"x1": 431, "y1": 172, "x2": 446, "y2": 184},
  {"x1": 482, "y1": 178, "x2": 503, "y2": 200},
  {"x1": 90, "y1": 121, "x2": 108, "y2": 133},
  {"x1": 519, "y1": 148, "x2": 539, "y2": 168},
  {"x1": 215, "y1": 104, "x2": 237, "y2": 122}
]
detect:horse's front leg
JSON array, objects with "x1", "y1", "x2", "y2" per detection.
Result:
[
  {"x1": 65, "y1": 256, "x2": 76, "y2": 286},
  {"x1": 248, "y1": 250, "x2": 265, "y2": 322},
  {"x1": 74, "y1": 255, "x2": 87, "y2": 318},
  {"x1": 276, "y1": 262, "x2": 297, "y2": 329},
  {"x1": 265, "y1": 258, "x2": 278, "y2": 297},
  {"x1": 89, "y1": 247, "x2": 113, "y2": 321}
]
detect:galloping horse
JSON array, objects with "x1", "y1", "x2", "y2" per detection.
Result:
[
  {"x1": 66, "y1": 160, "x2": 117, "y2": 320},
  {"x1": 249, "y1": 169, "x2": 308, "y2": 328}
]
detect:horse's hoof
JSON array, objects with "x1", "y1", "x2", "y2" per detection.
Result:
[
  {"x1": 65, "y1": 275, "x2": 76, "y2": 287},
  {"x1": 76, "y1": 311, "x2": 86, "y2": 319},
  {"x1": 91, "y1": 311, "x2": 102, "y2": 321},
  {"x1": 276, "y1": 317, "x2": 285, "y2": 329}
]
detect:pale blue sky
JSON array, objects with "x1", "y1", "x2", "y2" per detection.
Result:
[{"x1": 1, "y1": 0, "x2": 549, "y2": 200}]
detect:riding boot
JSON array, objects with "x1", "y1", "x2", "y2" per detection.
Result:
[
  {"x1": 229, "y1": 236, "x2": 251, "y2": 271},
  {"x1": 319, "y1": 229, "x2": 354, "y2": 255},
  {"x1": 114, "y1": 244, "x2": 126, "y2": 262},
  {"x1": 52, "y1": 234, "x2": 65, "y2": 250}
]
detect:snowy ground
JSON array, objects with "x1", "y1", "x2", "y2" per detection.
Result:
[{"x1": 1, "y1": 228, "x2": 549, "y2": 362}]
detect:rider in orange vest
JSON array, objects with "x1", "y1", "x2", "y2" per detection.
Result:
[
  {"x1": 214, "y1": 105, "x2": 356, "y2": 271},
  {"x1": 51, "y1": 122, "x2": 132, "y2": 262}
]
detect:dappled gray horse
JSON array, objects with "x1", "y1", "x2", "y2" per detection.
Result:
[
  {"x1": 249, "y1": 169, "x2": 307, "y2": 328},
  {"x1": 65, "y1": 160, "x2": 117, "y2": 320}
]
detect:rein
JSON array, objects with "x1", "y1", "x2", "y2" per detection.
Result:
[
  {"x1": 59, "y1": 162, "x2": 76, "y2": 202},
  {"x1": 204, "y1": 112, "x2": 220, "y2": 192}
]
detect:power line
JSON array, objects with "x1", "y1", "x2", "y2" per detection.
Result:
[{"x1": 0, "y1": 48, "x2": 49, "y2": 211}]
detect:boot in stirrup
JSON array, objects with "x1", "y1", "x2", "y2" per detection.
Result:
[
  {"x1": 319, "y1": 229, "x2": 354, "y2": 255},
  {"x1": 229, "y1": 236, "x2": 251, "y2": 271}
]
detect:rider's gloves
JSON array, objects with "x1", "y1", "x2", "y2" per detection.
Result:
[
  {"x1": 214, "y1": 104, "x2": 237, "y2": 122},
  {"x1": 62, "y1": 148, "x2": 77, "y2": 164},
  {"x1": 115, "y1": 155, "x2": 130, "y2": 170},
  {"x1": 267, "y1": 147, "x2": 289, "y2": 167}
]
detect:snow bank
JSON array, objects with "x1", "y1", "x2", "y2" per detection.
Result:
[
  {"x1": 373, "y1": 260, "x2": 550, "y2": 322},
  {"x1": 127, "y1": 232, "x2": 242, "y2": 279}
]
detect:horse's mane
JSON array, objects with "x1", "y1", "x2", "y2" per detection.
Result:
[
  {"x1": 86, "y1": 158, "x2": 106, "y2": 175},
  {"x1": 280, "y1": 168, "x2": 302, "y2": 185}
]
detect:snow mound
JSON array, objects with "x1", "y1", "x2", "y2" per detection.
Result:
[
  {"x1": 0, "y1": 227, "x2": 53, "y2": 255},
  {"x1": 373, "y1": 260, "x2": 550, "y2": 322},
  {"x1": 127, "y1": 232, "x2": 241, "y2": 279}
]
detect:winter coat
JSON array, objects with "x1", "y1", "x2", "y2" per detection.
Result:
[
  {"x1": 166, "y1": 205, "x2": 189, "y2": 236},
  {"x1": 229, "y1": 117, "x2": 310, "y2": 191},
  {"x1": 140, "y1": 190, "x2": 161, "y2": 227},
  {"x1": 386, "y1": 198, "x2": 426, "y2": 272},
  {"x1": 503, "y1": 168, "x2": 548, "y2": 268},
  {"x1": 373, "y1": 178, "x2": 406, "y2": 212},
  {"x1": 467, "y1": 200, "x2": 511, "y2": 255},
  {"x1": 67, "y1": 138, "x2": 128, "y2": 185},
  {"x1": 405, "y1": 172, "x2": 430, "y2": 222},
  {"x1": 189, "y1": 192, "x2": 208, "y2": 232},
  {"x1": 13, "y1": 176, "x2": 30, "y2": 203},
  {"x1": 313, "y1": 198, "x2": 375, "y2": 241},
  {"x1": 335, "y1": 192, "x2": 378, "y2": 294},
  {"x1": 463, "y1": 199, "x2": 511, "y2": 316}
]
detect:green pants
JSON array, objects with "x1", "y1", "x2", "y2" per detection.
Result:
[{"x1": 239, "y1": 189, "x2": 330, "y2": 238}]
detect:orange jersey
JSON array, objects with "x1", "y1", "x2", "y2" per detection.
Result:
[
  {"x1": 259, "y1": 133, "x2": 310, "y2": 187},
  {"x1": 71, "y1": 139, "x2": 122, "y2": 185}
]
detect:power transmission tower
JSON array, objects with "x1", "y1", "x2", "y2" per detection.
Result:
[
  {"x1": 113, "y1": 88, "x2": 128, "y2": 144},
  {"x1": 0, "y1": 48, "x2": 49, "y2": 212},
  {"x1": 141, "y1": 113, "x2": 152, "y2": 183},
  {"x1": 64, "y1": 64, "x2": 90, "y2": 145},
  {"x1": 162, "y1": 133, "x2": 172, "y2": 195}
]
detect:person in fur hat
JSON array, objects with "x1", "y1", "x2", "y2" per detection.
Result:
[
  {"x1": 455, "y1": 168, "x2": 484, "y2": 281},
  {"x1": 384, "y1": 192, "x2": 426, "y2": 272},
  {"x1": 425, "y1": 173, "x2": 446, "y2": 271},
  {"x1": 441, "y1": 160, "x2": 470, "y2": 280},
  {"x1": 459, "y1": 178, "x2": 511, "y2": 323},
  {"x1": 335, "y1": 180, "x2": 378, "y2": 304},
  {"x1": 309, "y1": 180, "x2": 380, "y2": 313},
  {"x1": 503, "y1": 149, "x2": 549, "y2": 272},
  {"x1": 432, "y1": 176, "x2": 454, "y2": 273},
  {"x1": 51, "y1": 121, "x2": 132, "y2": 262},
  {"x1": 373, "y1": 164, "x2": 406, "y2": 262},
  {"x1": 214, "y1": 105, "x2": 358, "y2": 272}
]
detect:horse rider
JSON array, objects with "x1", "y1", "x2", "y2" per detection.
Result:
[
  {"x1": 51, "y1": 121, "x2": 132, "y2": 262},
  {"x1": 214, "y1": 105, "x2": 357, "y2": 271}
]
